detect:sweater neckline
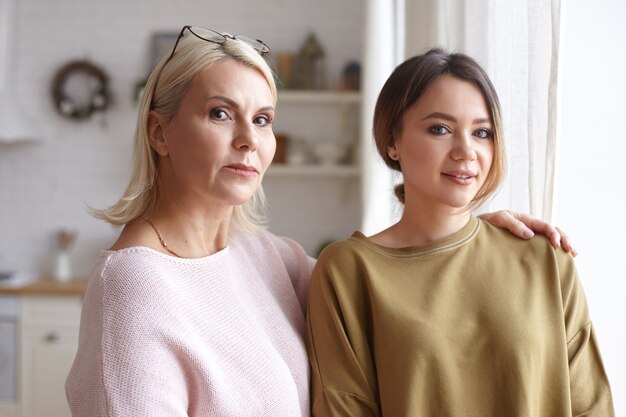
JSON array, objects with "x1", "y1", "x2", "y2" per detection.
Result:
[
  {"x1": 103, "y1": 244, "x2": 231, "y2": 264},
  {"x1": 350, "y1": 216, "x2": 480, "y2": 258}
]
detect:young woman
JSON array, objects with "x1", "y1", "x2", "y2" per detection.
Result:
[
  {"x1": 306, "y1": 49, "x2": 614, "y2": 417},
  {"x1": 66, "y1": 27, "x2": 576, "y2": 416}
]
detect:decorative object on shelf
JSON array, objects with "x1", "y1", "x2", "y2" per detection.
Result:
[
  {"x1": 53, "y1": 229, "x2": 77, "y2": 283},
  {"x1": 51, "y1": 60, "x2": 111, "y2": 120},
  {"x1": 342, "y1": 61, "x2": 361, "y2": 91},
  {"x1": 311, "y1": 141, "x2": 349, "y2": 165},
  {"x1": 150, "y1": 31, "x2": 179, "y2": 70},
  {"x1": 269, "y1": 89, "x2": 361, "y2": 173},
  {"x1": 293, "y1": 33, "x2": 326, "y2": 90},
  {"x1": 274, "y1": 133, "x2": 289, "y2": 164},
  {"x1": 134, "y1": 31, "x2": 178, "y2": 103},
  {"x1": 287, "y1": 139, "x2": 310, "y2": 165},
  {"x1": 276, "y1": 52, "x2": 295, "y2": 89}
]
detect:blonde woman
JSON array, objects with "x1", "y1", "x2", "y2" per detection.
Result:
[
  {"x1": 67, "y1": 27, "x2": 575, "y2": 417},
  {"x1": 307, "y1": 49, "x2": 614, "y2": 416}
]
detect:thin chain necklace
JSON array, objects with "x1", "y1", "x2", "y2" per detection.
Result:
[{"x1": 142, "y1": 217, "x2": 184, "y2": 258}]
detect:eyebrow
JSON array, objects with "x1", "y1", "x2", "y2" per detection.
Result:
[
  {"x1": 206, "y1": 95, "x2": 274, "y2": 112},
  {"x1": 422, "y1": 112, "x2": 491, "y2": 124}
]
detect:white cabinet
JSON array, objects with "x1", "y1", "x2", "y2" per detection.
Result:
[
  {"x1": 19, "y1": 296, "x2": 82, "y2": 417},
  {"x1": 0, "y1": 295, "x2": 18, "y2": 417},
  {"x1": 265, "y1": 90, "x2": 362, "y2": 256}
]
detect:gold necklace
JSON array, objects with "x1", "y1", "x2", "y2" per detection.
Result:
[{"x1": 142, "y1": 217, "x2": 183, "y2": 258}]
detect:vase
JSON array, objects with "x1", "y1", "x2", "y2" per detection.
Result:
[{"x1": 54, "y1": 251, "x2": 71, "y2": 282}]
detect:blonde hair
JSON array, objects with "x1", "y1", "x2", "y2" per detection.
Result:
[
  {"x1": 373, "y1": 48, "x2": 506, "y2": 209},
  {"x1": 92, "y1": 33, "x2": 277, "y2": 233}
]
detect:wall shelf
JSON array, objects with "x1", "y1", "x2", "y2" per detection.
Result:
[
  {"x1": 265, "y1": 89, "x2": 362, "y2": 255},
  {"x1": 266, "y1": 164, "x2": 360, "y2": 178},
  {"x1": 277, "y1": 90, "x2": 361, "y2": 105}
]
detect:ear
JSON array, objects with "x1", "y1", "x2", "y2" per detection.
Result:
[
  {"x1": 147, "y1": 111, "x2": 169, "y2": 156},
  {"x1": 387, "y1": 143, "x2": 399, "y2": 161}
]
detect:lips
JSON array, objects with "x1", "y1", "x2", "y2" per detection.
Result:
[
  {"x1": 442, "y1": 170, "x2": 476, "y2": 184},
  {"x1": 224, "y1": 163, "x2": 259, "y2": 177},
  {"x1": 443, "y1": 169, "x2": 475, "y2": 177}
]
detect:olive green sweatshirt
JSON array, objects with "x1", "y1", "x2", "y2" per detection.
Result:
[{"x1": 306, "y1": 216, "x2": 614, "y2": 417}]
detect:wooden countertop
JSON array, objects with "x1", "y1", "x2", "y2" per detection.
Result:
[{"x1": 0, "y1": 278, "x2": 88, "y2": 296}]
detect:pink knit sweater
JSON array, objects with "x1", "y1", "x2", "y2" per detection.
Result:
[{"x1": 66, "y1": 230, "x2": 315, "y2": 417}]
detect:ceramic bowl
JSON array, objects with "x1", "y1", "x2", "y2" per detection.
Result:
[{"x1": 311, "y1": 142, "x2": 348, "y2": 165}]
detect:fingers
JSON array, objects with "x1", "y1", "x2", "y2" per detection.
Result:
[
  {"x1": 481, "y1": 210, "x2": 535, "y2": 239},
  {"x1": 514, "y1": 212, "x2": 561, "y2": 248},
  {"x1": 509, "y1": 211, "x2": 536, "y2": 239},
  {"x1": 556, "y1": 226, "x2": 578, "y2": 257},
  {"x1": 480, "y1": 211, "x2": 577, "y2": 256},
  {"x1": 512, "y1": 212, "x2": 578, "y2": 257}
]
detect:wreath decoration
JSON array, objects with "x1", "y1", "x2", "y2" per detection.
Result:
[{"x1": 51, "y1": 60, "x2": 111, "y2": 120}]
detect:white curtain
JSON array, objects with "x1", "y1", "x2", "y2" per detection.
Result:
[
  {"x1": 359, "y1": 0, "x2": 405, "y2": 235},
  {"x1": 361, "y1": 0, "x2": 563, "y2": 230}
]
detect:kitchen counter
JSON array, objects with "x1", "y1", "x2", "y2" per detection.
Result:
[{"x1": 0, "y1": 278, "x2": 88, "y2": 296}]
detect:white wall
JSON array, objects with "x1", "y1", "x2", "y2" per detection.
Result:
[
  {"x1": 556, "y1": 0, "x2": 626, "y2": 413},
  {"x1": 0, "y1": 0, "x2": 363, "y2": 277}
]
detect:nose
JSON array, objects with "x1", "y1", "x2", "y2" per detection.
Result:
[
  {"x1": 233, "y1": 120, "x2": 259, "y2": 151},
  {"x1": 450, "y1": 132, "x2": 476, "y2": 161}
]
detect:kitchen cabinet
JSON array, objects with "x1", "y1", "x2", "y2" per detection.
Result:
[
  {"x1": 264, "y1": 90, "x2": 363, "y2": 256},
  {"x1": 19, "y1": 296, "x2": 82, "y2": 417},
  {"x1": 0, "y1": 296, "x2": 18, "y2": 417}
]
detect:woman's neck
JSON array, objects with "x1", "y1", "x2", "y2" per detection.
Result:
[
  {"x1": 398, "y1": 209, "x2": 470, "y2": 244},
  {"x1": 369, "y1": 202, "x2": 471, "y2": 248},
  {"x1": 146, "y1": 188, "x2": 234, "y2": 257}
]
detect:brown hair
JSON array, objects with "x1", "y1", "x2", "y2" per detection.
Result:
[{"x1": 373, "y1": 48, "x2": 506, "y2": 208}]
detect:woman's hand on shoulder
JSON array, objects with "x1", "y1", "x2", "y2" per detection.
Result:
[{"x1": 479, "y1": 210, "x2": 577, "y2": 256}]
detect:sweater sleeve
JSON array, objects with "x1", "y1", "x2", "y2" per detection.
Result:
[
  {"x1": 557, "y1": 250, "x2": 615, "y2": 416},
  {"x1": 66, "y1": 254, "x2": 191, "y2": 417},
  {"x1": 266, "y1": 232, "x2": 316, "y2": 313},
  {"x1": 306, "y1": 243, "x2": 379, "y2": 417}
]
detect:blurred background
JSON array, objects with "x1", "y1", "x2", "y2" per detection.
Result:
[{"x1": 0, "y1": 0, "x2": 624, "y2": 416}]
